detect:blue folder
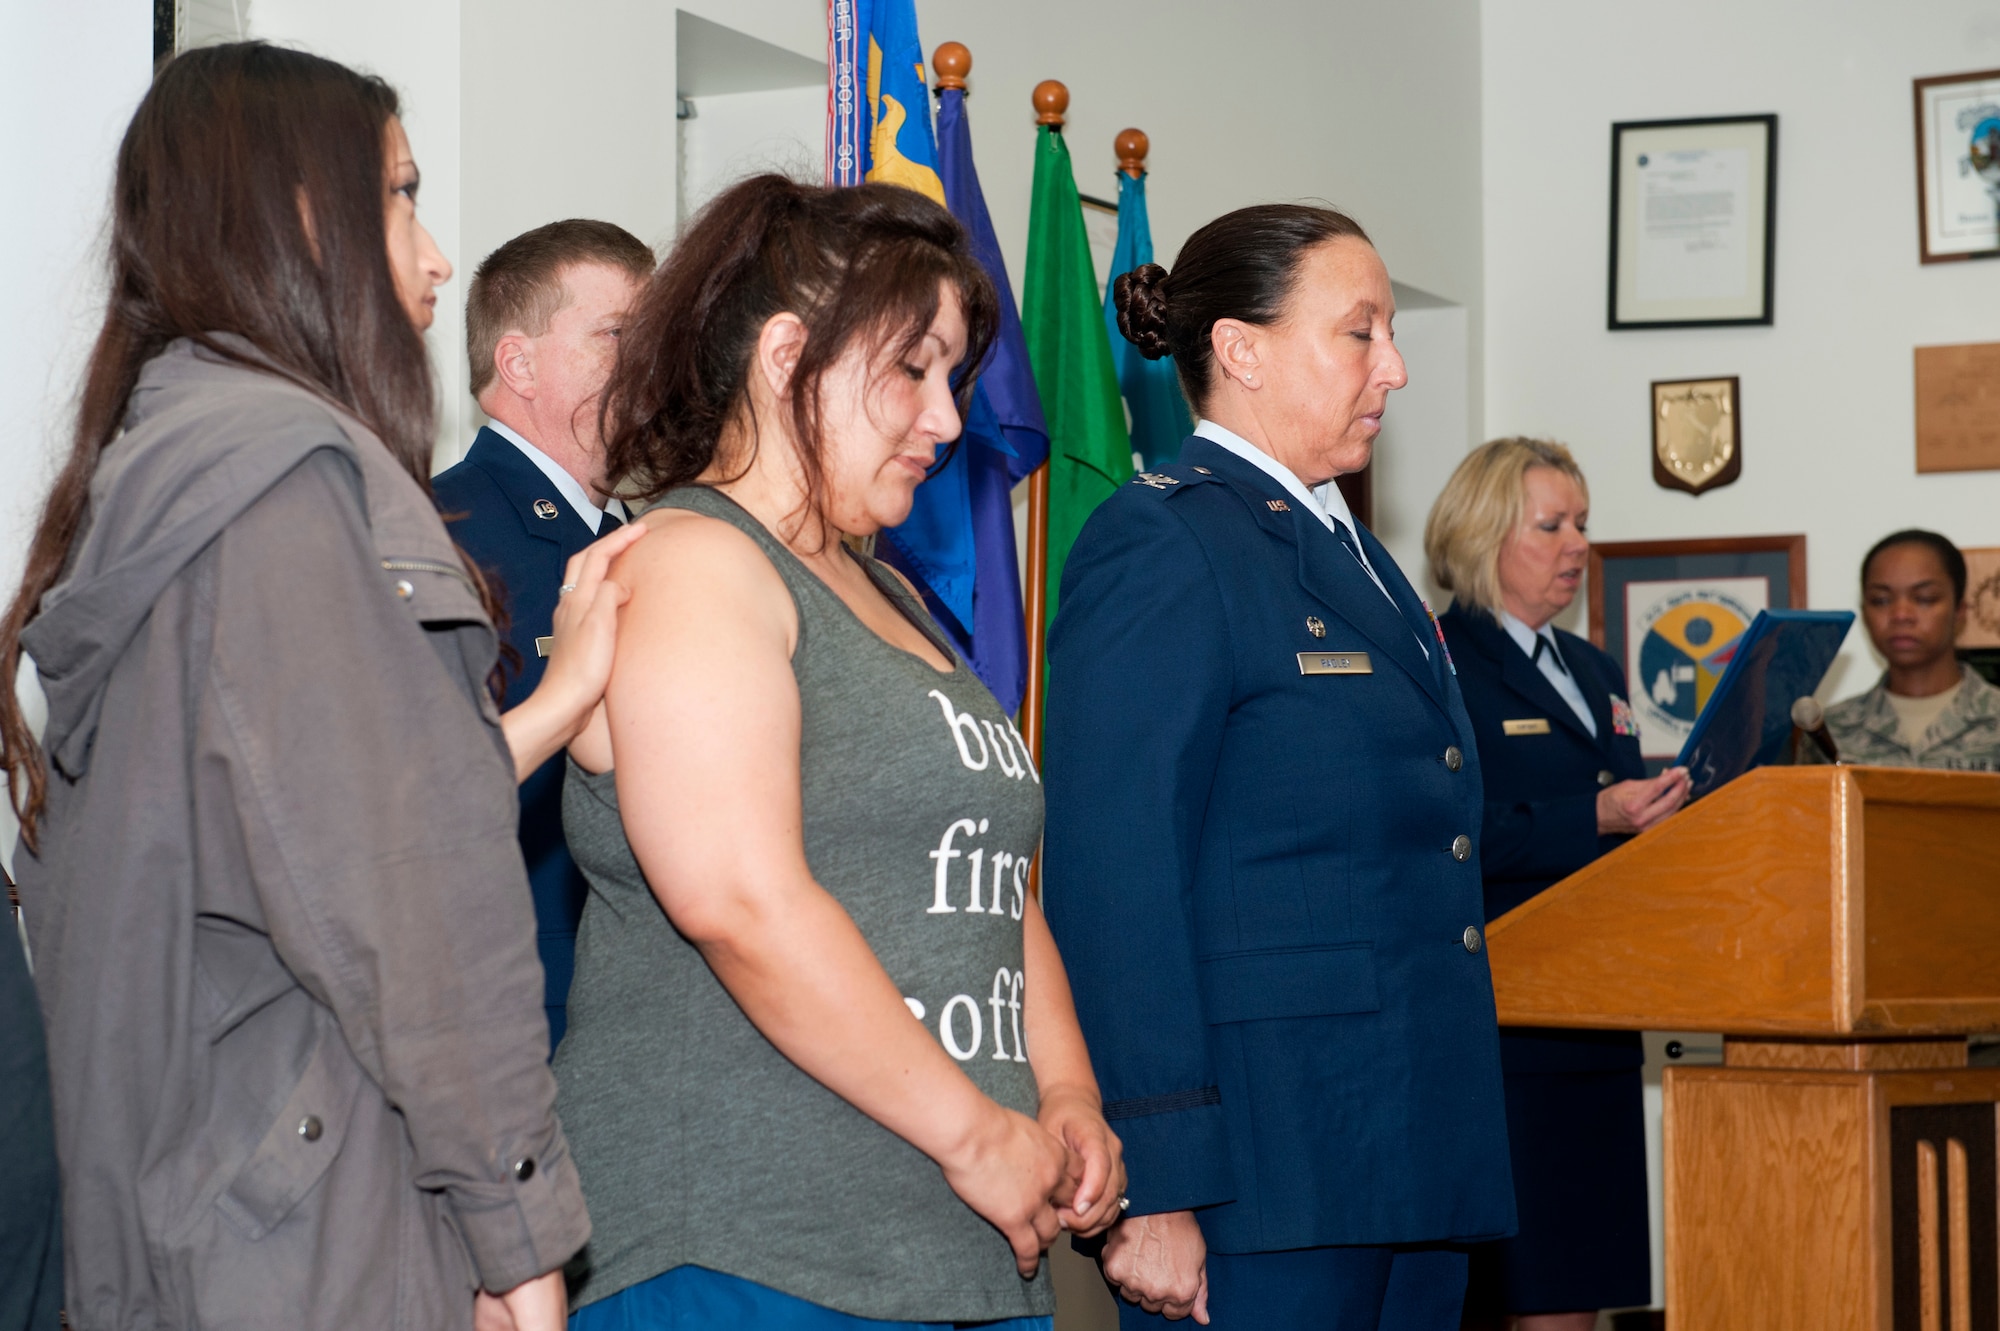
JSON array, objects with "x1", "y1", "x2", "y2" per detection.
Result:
[{"x1": 1676, "y1": 608, "x2": 1855, "y2": 799}]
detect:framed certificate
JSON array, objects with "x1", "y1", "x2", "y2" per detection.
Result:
[
  {"x1": 1587, "y1": 535, "x2": 1807, "y2": 765},
  {"x1": 1913, "y1": 69, "x2": 2000, "y2": 264},
  {"x1": 1608, "y1": 114, "x2": 1777, "y2": 329}
]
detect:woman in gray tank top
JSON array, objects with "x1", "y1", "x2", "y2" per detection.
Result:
[{"x1": 554, "y1": 176, "x2": 1127, "y2": 1329}]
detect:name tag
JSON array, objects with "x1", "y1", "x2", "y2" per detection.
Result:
[
  {"x1": 535, "y1": 636, "x2": 554, "y2": 658},
  {"x1": 1297, "y1": 651, "x2": 1372, "y2": 676},
  {"x1": 1502, "y1": 718, "x2": 1551, "y2": 736}
]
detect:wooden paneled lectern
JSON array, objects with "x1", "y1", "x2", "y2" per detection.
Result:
[{"x1": 1486, "y1": 766, "x2": 2000, "y2": 1331}]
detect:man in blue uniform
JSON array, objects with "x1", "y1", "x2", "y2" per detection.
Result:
[{"x1": 434, "y1": 219, "x2": 654, "y2": 1047}]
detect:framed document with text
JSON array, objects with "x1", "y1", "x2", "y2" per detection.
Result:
[
  {"x1": 1608, "y1": 114, "x2": 1777, "y2": 329},
  {"x1": 1913, "y1": 69, "x2": 2000, "y2": 264}
]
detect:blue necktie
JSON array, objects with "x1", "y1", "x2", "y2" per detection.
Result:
[{"x1": 1328, "y1": 516, "x2": 1368, "y2": 573}]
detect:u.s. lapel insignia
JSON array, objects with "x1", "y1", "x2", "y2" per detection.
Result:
[
  {"x1": 1133, "y1": 472, "x2": 1179, "y2": 490},
  {"x1": 1266, "y1": 499, "x2": 1291, "y2": 512},
  {"x1": 532, "y1": 499, "x2": 560, "y2": 520},
  {"x1": 1610, "y1": 695, "x2": 1639, "y2": 737}
]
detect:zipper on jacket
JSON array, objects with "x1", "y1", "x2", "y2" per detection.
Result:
[{"x1": 379, "y1": 557, "x2": 476, "y2": 595}]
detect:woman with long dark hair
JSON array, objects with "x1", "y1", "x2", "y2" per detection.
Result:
[
  {"x1": 552, "y1": 174, "x2": 1125, "y2": 1329},
  {"x1": 4, "y1": 44, "x2": 616, "y2": 1330}
]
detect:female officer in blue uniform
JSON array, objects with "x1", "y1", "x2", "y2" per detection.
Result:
[
  {"x1": 1043, "y1": 205, "x2": 1515, "y2": 1330},
  {"x1": 1424, "y1": 439, "x2": 1689, "y2": 1331}
]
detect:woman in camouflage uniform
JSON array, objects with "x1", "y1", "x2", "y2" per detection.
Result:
[{"x1": 1821, "y1": 530, "x2": 2000, "y2": 771}]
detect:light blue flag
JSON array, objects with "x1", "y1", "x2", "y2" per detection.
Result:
[{"x1": 1102, "y1": 169, "x2": 1193, "y2": 469}]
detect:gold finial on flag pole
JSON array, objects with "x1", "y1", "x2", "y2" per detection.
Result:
[
  {"x1": 932, "y1": 41, "x2": 969, "y2": 92},
  {"x1": 1033, "y1": 80, "x2": 1068, "y2": 128},
  {"x1": 1116, "y1": 128, "x2": 1149, "y2": 178}
]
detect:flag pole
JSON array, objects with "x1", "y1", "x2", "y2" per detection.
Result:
[
  {"x1": 1021, "y1": 463, "x2": 1049, "y2": 761},
  {"x1": 1019, "y1": 78, "x2": 1067, "y2": 770}
]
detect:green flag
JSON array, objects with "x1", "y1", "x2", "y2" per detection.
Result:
[{"x1": 1022, "y1": 124, "x2": 1134, "y2": 632}]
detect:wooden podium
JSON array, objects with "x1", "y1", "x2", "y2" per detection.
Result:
[{"x1": 1486, "y1": 766, "x2": 2000, "y2": 1331}]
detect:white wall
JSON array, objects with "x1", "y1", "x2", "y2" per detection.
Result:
[
  {"x1": 0, "y1": 0, "x2": 154, "y2": 596},
  {"x1": 252, "y1": 0, "x2": 470, "y2": 463},
  {"x1": 460, "y1": 0, "x2": 678, "y2": 358},
  {"x1": 679, "y1": 86, "x2": 827, "y2": 220},
  {"x1": 0, "y1": 0, "x2": 153, "y2": 868},
  {"x1": 1374, "y1": 301, "x2": 1473, "y2": 589},
  {"x1": 914, "y1": 0, "x2": 1487, "y2": 419},
  {"x1": 1483, "y1": 0, "x2": 2000, "y2": 700}
]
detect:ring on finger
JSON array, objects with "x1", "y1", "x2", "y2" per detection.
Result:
[
  {"x1": 1118, "y1": 1195, "x2": 1130, "y2": 1211},
  {"x1": 558, "y1": 583, "x2": 578, "y2": 595}
]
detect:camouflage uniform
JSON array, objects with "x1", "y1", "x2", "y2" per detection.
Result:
[{"x1": 1819, "y1": 667, "x2": 2000, "y2": 772}]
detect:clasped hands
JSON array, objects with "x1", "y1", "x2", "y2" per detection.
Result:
[
  {"x1": 946, "y1": 1086, "x2": 1127, "y2": 1278},
  {"x1": 1100, "y1": 1207, "x2": 1210, "y2": 1323}
]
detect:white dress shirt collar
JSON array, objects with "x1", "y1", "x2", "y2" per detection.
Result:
[
  {"x1": 485, "y1": 419, "x2": 626, "y2": 534},
  {"x1": 1191, "y1": 419, "x2": 1424, "y2": 655},
  {"x1": 1194, "y1": 419, "x2": 1341, "y2": 537}
]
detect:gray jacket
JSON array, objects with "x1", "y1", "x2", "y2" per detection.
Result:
[{"x1": 18, "y1": 340, "x2": 588, "y2": 1330}]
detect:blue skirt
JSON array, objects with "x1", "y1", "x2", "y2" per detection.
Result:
[{"x1": 570, "y1": 1264, "x2": 1054, "y2": 1331}]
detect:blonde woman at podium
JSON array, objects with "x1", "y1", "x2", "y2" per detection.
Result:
[{"x1": 1425, "y1": 439, "x2": 1690, "y2": 1331}]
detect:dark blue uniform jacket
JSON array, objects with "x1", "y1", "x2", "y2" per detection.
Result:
[
  {"x1": 1438, "y1": 604, "x2": 1647, "y2": 1075},
  {"x1": 433, "y1": 426, "x2": 602, "y2": 1047},
  {"x1": 1043, "y1": 436, "x2": 1515, "y2": 1255}
]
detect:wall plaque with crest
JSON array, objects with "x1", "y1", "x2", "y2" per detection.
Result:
[{"x1": 1651, "y1": 375, "x2": 1741, "y2": 496}]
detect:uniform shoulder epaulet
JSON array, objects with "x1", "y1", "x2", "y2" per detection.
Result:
[{"x1": 1125, "y1": 465, "x2": 1222, "y2": 497}]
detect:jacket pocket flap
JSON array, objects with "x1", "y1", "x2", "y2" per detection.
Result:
[
  {"x1": 378, "y1": 555, "x2": 486, "y2": 628},
  {"x1": 1197, "y1": 944, "x2": 1379, "y2": 1023},
  {"x1": 215, "y1": 1028, "x2": 364, "y2": 1241}
]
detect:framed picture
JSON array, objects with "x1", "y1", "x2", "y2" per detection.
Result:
[
  {"x1": 1588, "y1": 535, "x2": 1807, "y2": 763},
  {"x1": 1913, "y1": 69, "x2": 2000, "y2": 264},
  {"x1": 1608, "y1": 114, "x2": 1777, "y2": 329},
  {"x1": 1652, "y1": 375, "x2": 1741, "y2": 495}
]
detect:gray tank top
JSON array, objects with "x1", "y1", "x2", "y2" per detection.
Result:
[{"x1": 555, "y1": 485, "x2": 1050, "y2": 1321}]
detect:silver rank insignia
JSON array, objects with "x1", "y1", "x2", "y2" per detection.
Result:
[
  {"x1": 1133, "y1": 472, "x2": 1180, "y2": 489},
  {"x1": 532, "y1": 499, "x2": 560, "y2": 519}
]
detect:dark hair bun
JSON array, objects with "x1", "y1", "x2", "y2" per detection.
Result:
[{"x1": 1112, "y1": 263, "x2": 1173, "y2": 360}]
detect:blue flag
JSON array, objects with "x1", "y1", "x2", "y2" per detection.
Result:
[
  {"x1": 826, "y1": 0, "x2": 943, "y2": 203},
  {"x1": 1102, "y1": 169, "x2": 1193, "y2": 469},
  {"x1": 876, "y1": 80, "x2": 1049, "y2": 715}
]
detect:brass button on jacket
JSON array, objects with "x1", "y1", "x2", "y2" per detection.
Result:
[
  {"x1": 1462, "y1": 925, "x2": 1482, "y2": 954},
  {"x1": 1444, "y1": 745, "x2": 1464, "y2": 772},
  {"x1": 1450, "y1": 834, "x2": 1472, "y2": 862}
]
